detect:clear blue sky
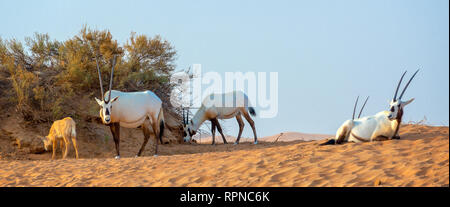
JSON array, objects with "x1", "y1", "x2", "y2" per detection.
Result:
[{"x1": 1, "y1": 0, "x2": 448, "y2": 137}]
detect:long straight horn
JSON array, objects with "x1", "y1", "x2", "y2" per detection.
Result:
[
  {"x1": 358, "y1": 96, "x2": 369, "y2": 119},
  {"x1": 185, "y1": 108, "x2": 189, "y2": 124},
  {"x1": 352, "y1": 96, "x2": 360, "y2": 120},
  {"x1": 393, "y1": 71, "x2": 407, "y2": 101},
  {"x1": 95, "y1": 57, "x2": 105, "y2": 99},
  {"x1": 399, "y1": 69, "x2": 419, "y2": 100},
  {"x1": 182, "y1": 108, "x2": 186, "y2": 125},
  {"x1": 108, "y1": 55, "x2": 117, "y2": 102}
]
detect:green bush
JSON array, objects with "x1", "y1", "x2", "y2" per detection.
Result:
[{"x1": 0, "y1": 26, "x2": 178, "y2": 123}]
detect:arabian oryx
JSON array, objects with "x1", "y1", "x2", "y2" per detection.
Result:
[
  {"x1": 182, "y1": 91, "x2": 258, "y2": 145},
  {"x1": 41, "y1": 117, "x2": 79, "y2": 159},
  {"x1": 321, "y1": 69, "x2": 419, "y2": 145},
  {"x1": 94, "y1": 56, "x2": 165, "y2": 159}
]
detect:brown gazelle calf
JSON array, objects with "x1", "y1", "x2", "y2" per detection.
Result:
[{"x1": 41, "y1": 117, "x2": 79, "y2": 159}]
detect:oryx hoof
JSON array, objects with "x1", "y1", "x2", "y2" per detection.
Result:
[
  {"x1": 234, "y1": 142, "x2": 239, "y2": 145},
  {"x1": 153, "y1": 154, "x2": 158, "y2": 157},
  {"x1": 135, "y1": 155, "x2": 139, "y2": 158},
  {"x1": 392, "y1": 136, "x2": 401, "y2": 140},
  {"x1": 114, "y1": 155, "x2": 120, "y2": 159},
  {"x1": 254, "y1": 141, "x2": 258, "y2": 145}
]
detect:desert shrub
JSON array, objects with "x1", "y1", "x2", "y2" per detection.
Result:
[
  {"x1": 25, "y1": 33, "x2": 61, "y2": 69},
  {"x1": 124, "y1": 33, "x2": 176, "y2": 76},
  {"x1": 0, "y1": 38, "x2": 6, "y2": 61},
  {"x1": 0, "y1": 26, "x2": 181, "y2": 124},
  {"x1": 57, "y1": 26, "x2": 123, "y2": 92},
  {"x1": 10, "y1": 68, "x2": 38, "y2": 120},
  {"x1": 119, "y1": 33, "x2": 177, "y2": 106},
  {"x1": 0, "y1": 39, "x2": 38, "y2": 120},
  {"x1": 33, "y1": 86, "x2": 45, "y2": 110},
  {"x1": 0, "y1": 34, "x2": 65, "y2": 121}
]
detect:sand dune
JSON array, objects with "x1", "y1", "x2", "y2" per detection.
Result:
[
  {"x1": 0, "y1": 124, "x2": 448, "y2": 187},
  {"x1": 195, "y1": 131, "x2": 332, "y2": 144}
]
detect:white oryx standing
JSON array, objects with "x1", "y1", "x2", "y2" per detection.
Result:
[
  {"x1": 182, "y1": 91, "x2": 258, "y2": 145},
  {"x1": 94, "y1": 56, "x2": 165, "y2": 159},
  {"x1": 321, "y1": 70, "x2": 419, "y2": 145}
]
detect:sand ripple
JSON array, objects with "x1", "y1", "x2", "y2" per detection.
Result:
[{"x1": 0, "y1": 125, "x2": 448, "y2": 187}]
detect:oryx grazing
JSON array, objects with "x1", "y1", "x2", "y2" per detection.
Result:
[
  {"x1": 41, "y1": 117, "x2": 79, "y2": 159},
  {"x1": 182, "y1": 91, "x2": 258, "y2": 145},
  {"x1": 321, "y1": 69, "x2": 419, "y2": 145},
  {"x1": 94, "y1": 56, "x2": 165, "y2": 159}
]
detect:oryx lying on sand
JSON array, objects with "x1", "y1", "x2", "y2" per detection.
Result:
[
  {"x1": 41, "y1": 117, "x2": 79, "y2": 159},
  {"x1": 94, "y1": 56, "x2": 164, "y2": 159},
  {"x1": 182, "y1": 91, "x2": 258, "y2": 145},
  {"x1": 321, "y1": 70, "x2": 419, "y2": 145}
]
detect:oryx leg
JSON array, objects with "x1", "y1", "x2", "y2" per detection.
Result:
[
  {"x1": 110, "y1": 123, "x2": 121, "y2": 159},
  {"x1": 335, "y1": 120, "x2": 351, "y2": 144},
  {"x1": 242, "y1": 110, "x2": 258, "y2": 144},
  {"x1": 59, "y1": 139, "x2": 64, "y2": 153},
  {"x1": 335, "y1": 134, "x2": 346, "y2": 144},
  {"x1": 392, "y1": 120, "x2": 401, "y2": 139},
  {"x1": 212, "y1": 118, "x2": 228, "y2": 144},
  {"x1": 150, "y1": 120, "x2": 160, "y2": 156},
  {"x1": 392, "y1": 135, "x2": 401, "y2": 140},
  {"x1": 72, "y1": 136, "x2": 79, "y2": 159},
  {"x1": 234, "y1": 115, "x2": 245, "y2": 145},
  {"x1": 370, "y1": 125, "x2": 390, "y2": 142},
  {"x1": 211, "y1": 120, "x2": 216, "y2": 145},
  {"x1": 63, "y1": 137, "x2": 70, "y2": 159},
  {"x1": 52, "y1": 139, "x2": 57, "y2": 159},
  {"x1": 371, "y1": 135, "x2": 389, "y2": 142},
  {"x1": 392, "y1": 129, "x2": 401, "y2": 140},
  {"x1": 137, "y1": 123, "x2": 151, "y2": 157}
]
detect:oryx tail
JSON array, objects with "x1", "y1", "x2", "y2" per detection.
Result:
[{"x1": 248, "y1": 107, "x2": 256, "y2": 117}]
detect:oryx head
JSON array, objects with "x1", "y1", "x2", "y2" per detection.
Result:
[
  {"x1": 94, "y1": 55, "x2": 119, "y2": 125},
  {"x1": 182, "y1": 108, "x2": 196, "y2": 142},
  {"x1": 388, "y1": 70, "x2": 419, "y2": 121},
  {"x1": 40, "y1": 136, "x2": 51, "y2": 151}
]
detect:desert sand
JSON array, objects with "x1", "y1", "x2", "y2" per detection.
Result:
[
  {"x1": 0, "y1": 124, "x2": 448, "y2": 187},
  {"x1": 195, "y1": 131, "x2": 331, "y2": 144}
]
